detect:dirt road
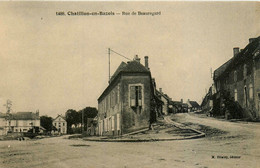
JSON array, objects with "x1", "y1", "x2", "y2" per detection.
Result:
[{"x1": 1, "y1": 113, "x2": 260, "y2": 168}]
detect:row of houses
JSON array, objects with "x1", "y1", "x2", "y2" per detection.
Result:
[
  {"x1": 0, "y1": 111, "x2": 67, "y2": 136},
  {"x1": 202, "y1": 36, "x2": 260, "y2": 120},
  {"x1": 97, "y1": 55, "x2": 200, "y2": 136}
]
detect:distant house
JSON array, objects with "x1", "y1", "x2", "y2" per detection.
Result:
[
  {"x1": 0, "y1": 111, "x2": 40, "y2": 135},
  {"x1": 168, "y1": 101, "x2": 182, "y2": 113},
  {"x1": 187, "y1": 99, "x2": 201, "y2": 112},
  {"x1": 201, "y1": 86, "x2": 214, "y2": 113},
  {"x1": 97, "y1": 55, "x2": 157, "y2": 136},
  {"x1": 86, "y1": 117, "x2": 98, "y2": 136},
  {"x1": 52, "y1": 115, "x2": 67, "y2": 134},
  {"x1": 0, "y1": 113, "x2": 6, "y2": 135},
  {"x1": 156, "y1": 88, "x2": 172, "y2": 115},
  {"x1": 213, "y1": 37, "x2": 260, "y2": 119}
]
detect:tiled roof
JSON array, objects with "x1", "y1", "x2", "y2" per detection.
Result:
[
  {"x1": 214, "y1": 59, "x2": 233, "y2": 80},
  {"x1": 110, "y1": 61, "x2": 149, "y2": 83},
  {"x1": 98, "y1": 60, "x2": 150, "y2": 101},
  {"x1": 121, "y1": 61, "x2": 149, "y2": 73},
  {"x1": 214, "y1": 36, "x2": 260, "y2": 80},
  {"x1": 10, "y1": 112, "x2": 39, "y2": 120},
  {"x1": 110, "y1": 62, "x2": 127, "y2": 82},
  {"x1": 189, "y1": 101, "x2": 200, "y2": 108},
  {"x1": 0, "y1": 112, "x2": 7, "y2": 118},
  {"x1": 53, "y1": 114, "x2": 66, "y2": 121}
]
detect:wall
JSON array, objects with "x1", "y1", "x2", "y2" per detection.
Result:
[
  {"x1": 161, "y1": 96, "x2": 168, "y2": 115},
  {"x1": 121, "y1": 74, "x2": 151, "y2": 134},
  {"x1": 215, "y1": 59, "x2": 258, "y2": 119},
  {"x1": 53, "y1": 117, "x2": 67, "y2": 134},
  {"x1": 254, "y1": 57, "x2": 260, "y2": 118}
]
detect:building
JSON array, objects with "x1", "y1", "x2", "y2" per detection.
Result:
[
  {"x1": 201, "y1": 86, "x2": 214, "y2": 114},
  {"x1": 52, "y1": 115, "x2": 67, "y2": 134},
  {"x1": 0, "y1": 111, "x2": 40, "y2": 135},
  {"x1": 187, "y1": 99, "x2": 201, "y2": 112},
  {"x1": 213, "y1": 37, "x2": 260, "y2": 119},
  {"x1": 156, "y1": 88, "x2": 172, "y2": 115},
  {"x1": 97, "y1": 55, "x2": 157, "y2": 136}
]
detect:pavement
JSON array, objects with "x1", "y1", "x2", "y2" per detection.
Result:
[
  {"x1": 81, "y1": 116, "x2": 205, "y2": 142},
  {"x1": 1, "y1": 113, "x2": 260, "y2": 168}
]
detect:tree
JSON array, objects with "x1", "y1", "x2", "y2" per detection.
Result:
[
  {"x1": 65, "y1": 107, "x2": 98, "y2": 133},
  {"x1": 65, "y1": 109, "x2": 78, "y2": 134},
  {"x1": 81, "y1": 107, "x2": 98, "y2": 131},
  {"x1": 40, "y1": 115, "x2": 53, "y2": 132}
]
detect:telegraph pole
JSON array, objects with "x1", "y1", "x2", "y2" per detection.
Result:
[
  {"x1": 82, "y1": 110, "x2": 84, "y2": 133},
  {"x1": 108, "y1": 48, "x2": 111, "y2": 84},
  {"x1": 3, "y1": 100, "x2": 12, "y2": 133}
]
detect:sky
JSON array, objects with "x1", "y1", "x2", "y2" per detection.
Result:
[{"x1": 0, "y1": 2, "x2": 259, "y2": 117}]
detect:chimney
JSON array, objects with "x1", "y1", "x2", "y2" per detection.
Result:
[
  {"x1": 144, "y1": 56, "x2": 149, "y2": 69},
  {"x1": 36, "y1": 110, "x2": 39, "y2": 117},
  {"x1": 188, "y1": 99, "x2": 190, "y2": 102},
  {"x1": 249, "y1": 38, "x2": 256, "y2": 43},
  {"x1": 159, "y1": 88, "x2": 162, "y2": 93},
  {"x1": 233, "y1": 47, "x2": 239, "y2": 56},
  {"x1": 181, "y1": 99, "x2": 183, "y2": 103},
  {"x1": 134, "y1": 55, "x2": 140, "y2": 63}
]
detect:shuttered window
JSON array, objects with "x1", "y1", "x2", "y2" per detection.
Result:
[
  {"x1": 116, "y1": 114, "x2": 120, "y2": 130},
  {"x1": 130, "y1": 85, "x2": 143, "y2": 107},
  {"x1": 111, "y1": 116, "x2": 115, "y2": 131}
]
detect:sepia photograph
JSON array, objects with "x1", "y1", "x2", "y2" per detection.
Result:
[{"x1": 0, "y1": 1, "x2": 259, "y2": 168}]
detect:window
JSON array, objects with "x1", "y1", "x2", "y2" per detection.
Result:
[
  {"x1": 243, "y1": 64, "x2": 247, "y2": 79},
  {"x1": 234, "y1": 70, "x2": 237, "y2": 82},
  {"x1": 63, "y1": 123, "x2": 65, "y2": 126},
  {"x1": 111, "y1": 116, "x2": 115, "y2": 131},
  {"x1": 116, "y1": 114, "x2": 120, "y2": 130},
  {"x1": 55, "y1": 123, "x2": 56, "y2": 126},
  {"x1": 217, "y1": 80, "x2": 220, "y2": 91},
  {"x1": 249, "y1": 84, "x2": 253, "y2": 99},
  {"x1": 234, "y1": 89, "x2": 238, "y2": 101},
  {"x1": 108, "y1": 117, "x2": 111, "y2": 131},
  {"x1": 244, "y1": 86, "x2": 248, "y2": 107},
  {"x1": 130, "y1": 85, "x2": 143, "y2": 107}
]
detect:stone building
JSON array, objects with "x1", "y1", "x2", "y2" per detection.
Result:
[
  {"x1": 187, "y1": 99, "x2": 201, "y2": 112},
  {"x1": 52, "y1": 115, "x2": 67, "y2": 134},
  {"x1": 0, "y1": 111, "x2": 40, "y2": 135},
  {"x1": 213, "y1": 37, "x2": 260, "y2": 119},
  {"x1": 97, "y1": 56, "x2": 157, "y2": 136},
  {"x1": 156, "y1": 88, "x2": 172, "y2": 115}
]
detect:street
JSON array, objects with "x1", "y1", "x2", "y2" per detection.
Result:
[{"x1": 1, "y1": 113, "x2": 260, "y2": 168}]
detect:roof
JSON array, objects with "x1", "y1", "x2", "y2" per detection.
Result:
[
  {"x1": 214, "y1": 59, "x2": 233, "y2": 80},
  {"x1": 169, "y1": 101, "x2": 182, "y2": 105},
  {"x1": 189, "y1": 101, "x2": 200, "y2": 108},
  {"x1": 10, "y1": 112, "x2": 40, "y2": 120},
  {"x1": 156, "y1": 90, "x2": 171, "y2": 101},
  {"x1": 214, "y1": 36, "x2": 260, "y2": 80},
  {"x1": 53, "y1": 114, "x2": 66, "y2": 121},
  {"x1": 0, "y1": 112, "x2": 7, "y2": 118},
  {"x1": 110, "y1": 62, "x2": 127, "y2": 82},
  {"x1": 98, "y1": 60, "x2": 150, "y2": 101}
]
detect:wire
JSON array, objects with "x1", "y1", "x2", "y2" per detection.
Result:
[{"x1": 110, "y1": 49, "x2": 132, "y2": 61}]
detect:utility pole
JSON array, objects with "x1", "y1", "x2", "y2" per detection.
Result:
[
  {"x1": 108, "y1": 48, "x2": 111, "y2": 84},
  {"x1": 3, "y1": 99, "x2": 12, "y2": 133},
  {"x1": 210, "y1": 68, "x2": 213, "y2": 78},
  {"x1": 82, "y1": 110, "x2": 84, "y2": 133}
]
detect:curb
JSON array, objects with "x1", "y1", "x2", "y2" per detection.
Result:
[
  {"x1": 82, "y1": 133, "x2": 205, "y2": 142},
  {"x1": 82, "y1": 118, "x2": 205, "y2": 142}
]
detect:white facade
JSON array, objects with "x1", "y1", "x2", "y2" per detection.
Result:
[
  {"x1": 0, "y1": 114, "x2": 40, "y2": 135},
  {"x1": 52, "y1": 115, "x2": 67, "y2": 134}
]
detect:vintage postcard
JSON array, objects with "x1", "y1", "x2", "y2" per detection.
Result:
[{"x1": 0, "y1": 1, "x2": 259, "y2": 168}]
